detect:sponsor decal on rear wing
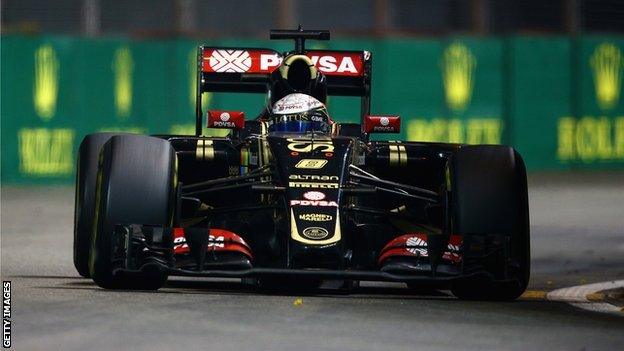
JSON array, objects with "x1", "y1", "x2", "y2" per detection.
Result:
[
  {"x1": 201, "y1": 48, "x2": 367, "y2": 77},
  {"x1": 202, "y1": 49, "x2": 280, "y2": 74},
  {"x1": 195, "y1": 45, "x2": 372, "y2": 136}
]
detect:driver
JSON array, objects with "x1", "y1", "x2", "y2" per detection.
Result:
[
  {"x1": 268, "y1": 93, "x2": 333, "y2": 133},
  {"x1": 258, "y1": 54, "x2": 328, "y2": 122}
]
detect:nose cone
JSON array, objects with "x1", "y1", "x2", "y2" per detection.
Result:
[{"x1": 266, "y1": 134, "x2": 353, "y2": 253}]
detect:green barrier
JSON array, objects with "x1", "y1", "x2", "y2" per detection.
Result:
[
  {"x1": 2, "y1": 36, "x2": 78, "y2": 183},
  {"x1": 510, "y1": 35, "x2": 624, "y2": 169},
  {"x1": 509, "y1": 36, "x2": 574, "y2": 170},
  {"x1": 393, "y1": 37, "x2": 505, "y2": 144},
  {"x1": 570, "y1": 35, "x2": 624, "y2": 166},
  {"x1": 1, "y1": 34, "x2": 623, "y2": 184}
]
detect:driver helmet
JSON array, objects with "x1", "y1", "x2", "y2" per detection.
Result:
[{"x1": 269, "y1": 93, "x2": 332, "y2": 133}]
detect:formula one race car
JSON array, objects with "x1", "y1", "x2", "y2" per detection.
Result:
[{"x1": 73, "y1": 28, "x2": 530, "y2": 300}]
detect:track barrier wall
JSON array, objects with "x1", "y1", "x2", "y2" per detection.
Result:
[{"x1": 1, "y1": 34, "x2": 623, "y2": 183}]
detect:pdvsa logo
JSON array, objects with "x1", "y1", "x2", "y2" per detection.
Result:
[
  {"x1": 33, "y1": 44, "x2": 59, "y2": 120},
  {"x1": 591, "y1": 43, "x2": 622, "y2": 111},
  {"x1": 261, "y1": 54, "x2": 359, "y2": 74},
  {"x1": 441, "y1": 42, "x2": 476, "y2": 112},
  {"x1": 113, "y1": 47, "x2": 133, "y2": 118},
  {"x1": 207, "y1": 50, "x2": 360, "y2": 75},
  {"x1": 212, "y1": 112, "x2": 236, "y2": 128}
]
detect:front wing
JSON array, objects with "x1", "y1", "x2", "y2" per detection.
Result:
[{"x1": 111, "y1": 223, "x2": 518, "y2": 288}]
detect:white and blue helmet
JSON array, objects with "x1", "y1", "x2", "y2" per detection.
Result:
[{"x1": 269, "y1": 93, "x2": 331, "y2": 133}]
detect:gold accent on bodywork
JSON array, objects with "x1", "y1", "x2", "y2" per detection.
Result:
[
  {"x1": 398, "y1": 145, "x2": 408, "y2": 166},
  {"x1": 295, "y1": 159, "x2": 328, "y2": 169},
  {"x1": 258, "y1": 122, "x2": 271, "y2": 165},
  {"x1": 390, "y1": 205, "x2": 407, "y2": 213},
  {"x1": 287, "y1": 138, "x2": 334, "y2": 153},
  {"x1": 258, "y1": 122, "x2": 271, "y2": 203},
  {"x1": 279, "y1": 55, "x2": 318, "y2": 81},
  {"x1": 195, "y1": 139, "x2": 214, "y2": 161},
  {"x1": 290, "y1": 208, "x2": 341, "y2": 245},
  {"x1": 389, "y1": 144, "x2": 399, "y2": 166},
  {"x1": 261, "y1": 121, "x2": 268, "y2": 135},
  {"x1": 388, "y1": 142, "x2": 407, "y2": 167}
]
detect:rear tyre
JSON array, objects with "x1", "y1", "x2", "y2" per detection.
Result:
[
  {"x1": 89, "y1": 135, "x2": 177, "y2": 289},
  {"x1": 449, "y1": 145, "x2": 530, "y2": 301},
  {"x1": 73, "y1": 133, "x2": 126, "y2": 278}
]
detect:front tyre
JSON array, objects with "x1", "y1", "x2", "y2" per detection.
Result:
[
  {"x1": 89, "y1": 135, "x2": 177, "y2": 289},
  {"x1": 450, "y1": 145, "x2": 530, "y2": 301},
  {"x1": 74, "y1": 133, "x2": 127, "y2": 278}
]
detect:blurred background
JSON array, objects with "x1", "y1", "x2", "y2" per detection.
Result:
[{"x1": 1, "y1": 0, "x2": 623, "y2": 183}]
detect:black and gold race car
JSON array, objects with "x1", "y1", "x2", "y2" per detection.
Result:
[{"x1": 73, "y1": 29, "x2": 530, "y2": 300}]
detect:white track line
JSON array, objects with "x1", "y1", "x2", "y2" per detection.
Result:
[{"x1": 546, "y1": 280, "x2": 624, "y2": 314}]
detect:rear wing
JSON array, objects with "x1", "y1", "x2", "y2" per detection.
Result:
[{"x1": 194, "y1": 42, "x2": 372, "y2": 135}]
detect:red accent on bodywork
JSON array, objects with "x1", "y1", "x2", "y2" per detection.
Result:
[
  {"x1": 442, "y1": 235, "x2": 462, "y2": 264},
  {"x1": 363, "y1": 115, "x2": 401, "y2": 134},
  {"x1": 378, "y1": 234, "x2": 428, "y2": 264},
  {"x1": 207, "y1": 110, "x2": 245, "y2": 129},
  {"x1": 378, "y1": 233, "x2": 463, "y2": 265},
  {"x1": 173, "y1": 228, "x2": 253, "y2": 259}
]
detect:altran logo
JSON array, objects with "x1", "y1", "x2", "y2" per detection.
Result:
[
  {"x1": 113, "y1": 47, "x2": 133, "y2": 117},
  {"x1": 441, "y1": 42, "x2": 476, "y2": 112},
  {"x1": 33, "y1": 44, "x2": 59, "y2": 120},
  {"x1": 209, "y1": 50, "x2": 252, "y2": 73},
  {"x1": 591, "y1": 43, "x2": 622, "y2": 111}
]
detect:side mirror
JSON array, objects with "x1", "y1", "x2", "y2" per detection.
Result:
[
  {"x1": 207, "y1": 110, "x2": 245, "y2": 129},
  {"x1": 363, "y1": 115, "x2": 400, "y2": 133}
]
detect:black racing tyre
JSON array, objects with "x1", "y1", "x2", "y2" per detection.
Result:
[
  {"x1": 74, "y1": 133, "x2": 127, "y2": 278},
  {"x1": 89, "y1": 135, "x2": 177, "y2": 289},
  {"x1": 449, "y1": 145, "x2": 530, "y2": 301}
]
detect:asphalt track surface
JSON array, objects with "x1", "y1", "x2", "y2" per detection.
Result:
[{"x1": 1, "y1": 172, "x2": 623, "y2": 351}]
